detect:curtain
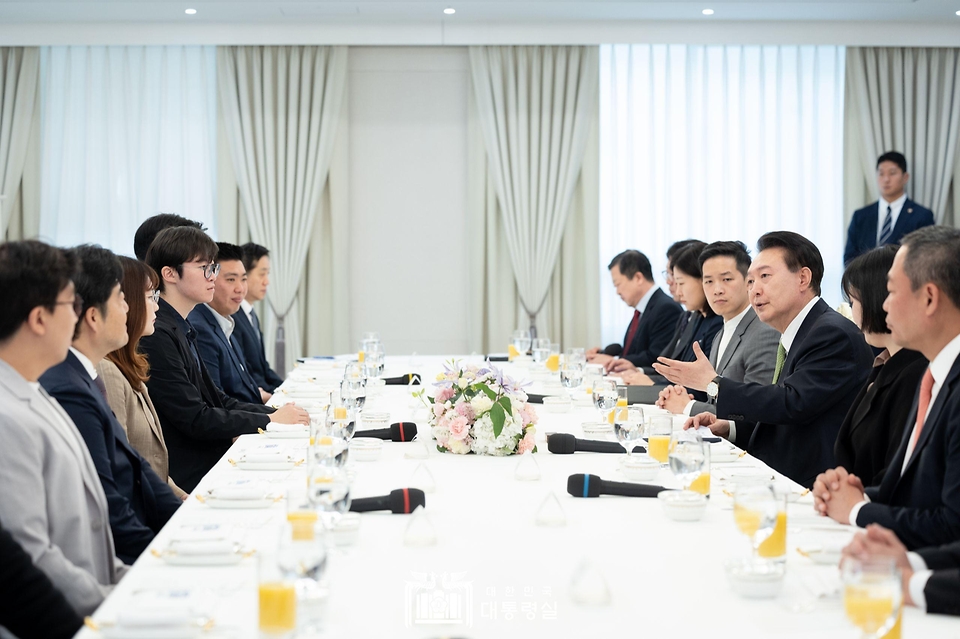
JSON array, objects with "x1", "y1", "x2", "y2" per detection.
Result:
[
  {"x1": 469, "y1": 46, "x2": 600, "y2": 337},
  {"x1": 845, "y1": 47, "x2": 960, "y2": 226},
  {"x1": 0, "y1": 47, "x2": 40, "y2": 239},
  {"x1": 599, "y1": 44, "x2": 846, "y2": 346},
  {"x1": 37, "y1": 46, "x2": 218, "y2": 254},
  {"x1": 217, "y1": 45, "x2": 347, "y2": 374}
]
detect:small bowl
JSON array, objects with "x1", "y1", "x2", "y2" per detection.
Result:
[
  {"x1": 658, "y1": 490, "x2": 708, "y2": 522},
  {"x1": 581, "y1": 421, "x2": 613, "y2": 438},
  {"x1": 349, "y1": 437, "x2": 383, "y2": 461},
  {"x1": 542, "y1": 396, "x2": 572, "y2": 414},
  {"x1": 724, "y1": 559, "x2": 785, "y2": 598},
  {"x1": 620, "y1": 455, "x2": 660, "y2": 482},
  {"x1": 359, "y1": 412, "x2": 390, "y2": 430}
]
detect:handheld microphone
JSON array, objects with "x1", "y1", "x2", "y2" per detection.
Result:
[
  {"x1": 566, "y1": 474, "x2": 666, "y2": 498},
  {"x1": 383, "y1": 373, "x2": 422, "y2": 386},
  {"x1": 354, "y1": 422, "x2": 417, "y2": 442},
  {"x1": 547, "y1": 433, "x2": 645, "y2": 455},
  {"x1": 349, "y1": 488, "x2": 426, "y2": 514}
]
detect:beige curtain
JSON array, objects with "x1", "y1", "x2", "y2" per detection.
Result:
[
  {"x1": 217, "y1": 46, "x2": 347, "y2": 374},
  {"x1": 467, "y1": 59, "x2": 600, "y2": 353},
  {"x1": 0, "y1": 47, "x2": 40, "y2": 240},
  {"x1": 844, "y1": 47, "x2": 960, "y2": 228}
]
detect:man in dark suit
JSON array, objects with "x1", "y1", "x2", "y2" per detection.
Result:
[
  {"x1": 139, "y1": 228, "x2": 308, "y2": 492},
  {"x1": 40, "y1": 245, "x2": 181, "y2": 564},
  {"x1": 844, "y1": 151, "x2": 935, "y2": 266},
  {"x1": 687, "y1": 231, "x2": 874, "y2": 487},
  {"x1": 814, "y1": 226, "x2": 960, "y2": 550},
  {"x1": 586, "y1": 249, "x2": 682, "y2": 370},
  {"x1": 233, "y1": 242, "x2": 284, "y2": 392},
  {"x1": 190, "y1": 242, "x2": 265, "y2": 405}
]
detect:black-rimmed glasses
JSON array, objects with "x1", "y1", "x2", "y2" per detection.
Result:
[
  {"x1": 188, "y1": 263, "x2": 221, "y2": 279},
  {"x1": 55, "y1": 295, "x2": 84, "y2": 316}
]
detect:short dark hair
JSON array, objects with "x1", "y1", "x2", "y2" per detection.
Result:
[
  {"x1": 877, "y1": 151, "x2": 907, "y2": 174},
  {"x1": 0, "y1": 241, "x2": 78, "y2": 342},
  {"x1": 240, "y1": 243, "x2": 270, "y2": 273},
  {"x1": 134, "y1": 213, "x2": 206, "y2": 261},
  {"x1": 842, "y1": 245, "x2": 898, "y2": 335},
  {"x1": 608, "y1": 250, "x2": 654, "y2": 282},
  {"x1": 215, "y1": 242, "x2": 245, "y2": 265},
  {"x1": 146, "y1": 227, "x2": 218, "y2": 292},
  {"x1": 68, "y1": 245, "x2": 123, "y2": 339},
  {"x1": 672, "y1": 241, "x2": 715, "y2": 317},
  {"x1": 666, "y1": 239, "x2": 700, "y2": 270},
  {"x1": 756, "y1": 231, "x2": 824, "y2": 296},
  {"x1": 900, "y1": 225, "x2": 960, "y2": 311},
  {"x1": 699, "y1": 241, "x2": 751, "y2": 277}
]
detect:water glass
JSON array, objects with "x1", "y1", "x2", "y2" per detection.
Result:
[
  {"x1": 733, "y1": 481, "x2": 779, "y2": 560},
  {"x1": 592, "y1": 379, "x2": 618, "y2": 424},
  {"x1": 340, "y1": 378, "x2": 366, "y2": 412},
  {"x1": 667, "y1": 429, "x2": 707, "y2": 490},
  {"x1": 842, "y1": 557, "x2": 902, "y2": 639},
  {"x1": 532, "y1": 338, "x2": 551, "y2": 367},
  {"x1": 559, "y1": 358, "x2": 583, "y2": 400},
  {"x1": 565, "y1": 347, "x2": 586, "y2": 367},
  {"x1": 512, "y1": 329, "x2": 531, "y2": 355},
  {"x1": 614, "y1": 407, "x2": 644, "y2": 457},
  {"x1": 307, "y1": 466, "x2": 352, "y2": 534}
]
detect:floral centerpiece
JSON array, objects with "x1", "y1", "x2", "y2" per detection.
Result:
[{"x1": 418, "y1": 361, "x2": 538, "y2": 456}]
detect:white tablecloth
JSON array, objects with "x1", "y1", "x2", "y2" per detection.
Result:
[{"x1": 76, "y1": 356, "x2": 959, "y2": 638}]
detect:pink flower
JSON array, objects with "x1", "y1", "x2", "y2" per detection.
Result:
[
  {"x1": 454, "y1": 401, "x2": 475, "y2": 420},
  {"x1": 435, "y1": 387, "x2": 455, "y2": 403},
  {"x1": 517, "y1": 432, "x2": 536, "y2": 455},
  {"x1": 433, "y1": 403, "x2": 447, "y2": 418},
  {"x1": 449, "y1": 415, "x2": 470, "y2": 441},
  {"x1": 519, "y1": 404, "x2": 538, "y2": 426}
]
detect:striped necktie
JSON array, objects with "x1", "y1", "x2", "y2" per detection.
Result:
[
  {"x1": 772, "y1": 343, "x2": 787, "y2": 384},
  {"x1": 878, "y1": 205, "x2": 894, "y2": 245}
]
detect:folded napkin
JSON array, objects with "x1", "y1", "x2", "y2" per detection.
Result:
[
  {"x1": 266, "y1": 423, "x2": 308, "y2": 433},
  {"x1": 170, "y1": 524, "x2": 231, "y2": 543},
  {"x1": 116, "y1": 606, "x2": 195, "y2": 628},
  {"x1": 209, "y1": 486, "x2": 268, "y2": 500},
  {"x1": 239, "y1": 452, "x2": 285, "y2": 464},
  {"x1": 383, "y1": 373, "x2": 422, "y2": 386},
  {"x1": 168, "y1": 540, "x2": 236, "y2": 556}
]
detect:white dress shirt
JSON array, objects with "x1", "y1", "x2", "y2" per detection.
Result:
[
  {"x1": 635, "y1": 285, "x2": 658, "y2": 314},
  {"x1": 205, "y1": 304, "x2": 236, "y2": 342},
  {"x1": 877, "y1": 193, "x2": 908, "y2": 244},
  {"x1": 240, "y1": 299, "x2": 255, "y2": 326},
  {"x1": 682, "y1": 304, "x2": 751, "y2": 416},
  {"x1": 69, "y1": 346, "x2": 99, "y2": 381}
]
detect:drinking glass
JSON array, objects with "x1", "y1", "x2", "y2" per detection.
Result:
[
  {"x1": 614, "y1": 407, "x2": 644, "y2": 457},
  {"x1": 340, "y1": 378, "x2": 366, "y2": 412},
  {"x1": 592, "y1": 379, "x2": 618, "y2": 424},
  {"x1": 667, "y1": 429, "x2": 707, "y2": 490},
  {"x1": 361, "y1": 332, "x2": 380, "y2": 343},
  {"x1": 842, "y1": 557, "x2": 902, "y2": 639},
  {"x1": 307, "y1": 466, "x2": 352, "y2": 534},
  {"x1": 277, "y1": 520, "x2": 328, "y2": 634},
  {"x1": 732, "y1": 481, "x2": 779, "y2": 560},
  {"x1": 614, "y1": 386, "x2": 629, "y2": 423},
  {"x1": 361, "y1": 340, "x2": 385, "y2": 377},
  {"x1": 546, "y1": 343, "x2": 561, "y2": 372},
  {"x1": 559, "y1": 357, "x2": 584, "y2": 401},
  {"x1": 512, "y1": 329, "x2": 531, "y2": 355},
  {"x1": 259, "y1": 550, "x2": 297, "y2": 637},
  {"x1": 532, "y1": 338, "x2": 551, "y2": 368},
  {"x1": 343, "y1": 362, "x2": 363, "y2": 381},
  {"x1": 565, "y1": 347, "x2": 586, "y2": 367},
  {"x1": 645, "y1": 414, "x2": 673, "y2": 465}
]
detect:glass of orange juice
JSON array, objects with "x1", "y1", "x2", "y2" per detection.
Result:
[
  {"x1": 668, "y1": 429, "x2": 707, "y2": 491},
  {"x1": 259, "y1": 550, "x2": 297, "y2": 637},
  {"x1": 842, "y1": 557, "x2": 902, "y2": 639},
  {"x1": 546, "y1": 343, "x2": 561, "y2": 372},
  {"x1": 645, "y1": 414, "x2": 673, "y2": 465},
  {"x1": 733, "y1": 480, "x2": 778, "y2": 559},
  {"x1": 758, "y1": 491, "x2": 788, "y2": 562}
]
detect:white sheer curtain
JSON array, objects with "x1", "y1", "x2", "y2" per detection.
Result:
[
  {"x1": 38, "y1": 46, "x2": 218, "y2": 254},
  {"x1": 599, "y1": 44, "x2": 846, "y2": 346},
  {"x1": 0, "y1": 47, "x2": 40, "y2": 239}
]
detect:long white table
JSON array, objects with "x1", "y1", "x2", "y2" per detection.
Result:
[{"x1": 77, "y1": 356, "x2": 959, "y2": 638}]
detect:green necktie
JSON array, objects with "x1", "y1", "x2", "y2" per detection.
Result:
[{"x1": 772, "y1": 342, "x2": 787, "y2": 384}]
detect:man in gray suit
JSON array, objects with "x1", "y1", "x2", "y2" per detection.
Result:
[
  {"x1": 654, "y1": 241, "x2": 780, "y2": 416},
  {"x1": 0, "y1": 241, "x2": 125, "y2": 617}
]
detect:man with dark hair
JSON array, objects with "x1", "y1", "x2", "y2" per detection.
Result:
[
  {"x1": 140, "y1": 227, "x2": 308, "y2": 491},
  {"x1": 814, "y1": 226, "x2": 960, "y2": 549},
  {"x1": 653, "y1": 240, "x2": 780, "y2": 417},
  {"x1": 687, "y1": 231, "x2": 874, "y2": 487},
  {"x1": 844, "y1": 151, "x2": 935, "y2": 266},
  {"x1": 233, "y1": 242, "x2": 283, "y2": 391},
  {"x1": 0, "y1": 241, "x2": 124, "y2": 616},
  {"x1": 190, "y1": 242, "x2": 266, "y2": 405},
  {"x1": 586, "y1": 249, "x2": 682, "y2": 369},
  {"x1": 40, "y1": 245, "x2": 182, "y2": 564},
  {"x1": 133, "y1": 213, "x2": 206, "y2": 261}
]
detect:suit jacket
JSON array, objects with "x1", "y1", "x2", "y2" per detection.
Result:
[
  {"x1": 917, "y1": 542, "x2": 960, "y2": 616},
  {"x1": 716, "y1": 299, "x2": 874, "y2": 487},
  {"x1": 689, "y1": 307, "x2": 781, "y2": 416},
  {"x1": 233, "y1": 306, "x2": 284, "y2": 391},
  {"x1": 856, "y1": 351, "x2": 960, "y2": 550},
  {"x1": 0, "y1": 522, "x2": 84, "y2": 639},
  {"x1": 622, "y1": 288, "x2": 683, "y2": 368},
  {"x1": 40, "y1": 352, "x2": 182, "y2": 565},
  {"x1": 834, "y1": 349, "x2": 928, "y2": 487},
  {"x1": 190, "y1": 304, "x2": 263, "y2": 405},
  {"x1": 97, "y1": 358, "x2": 185, "y2": 498},
  {"x1": 643, "y1": 313, "x2": 723, "y2": 401},
  {"x1": 641, "y1": 310, "x2": 699, "y2": 374},
  {"x1": 140, "y1": 298, "x2": 273, "y2": 492},
  {"x1": 0, "y1": 359, "x2": 121, "y2": 616},
  {"x1": 843, "y1": 198, "x2": 935, "y2": 266}
]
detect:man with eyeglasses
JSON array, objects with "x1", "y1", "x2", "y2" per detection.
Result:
[{"x1": 139, "y1": 227, "x2": 309, "y2": 492}]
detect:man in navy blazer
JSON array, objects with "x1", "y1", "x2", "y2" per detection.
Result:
[
  {"x1": 189, "y1": 242, "x2": 265, "y2": 405},
  {"x1": 687, "y1": 232, "x2": 874, "y2": 487},
  {"x1": 40, "y1": 246, "x2": 180, "y2": 565},
  {"x1": 844, "y1": 151, "x2": 935, "y2": 266},
  {"x1": 587, "y1": 249, "x2": 682, "y2": 370},
  {"x1": 232, "y1": 242, "x2": 283, "y2": 392},
  {"x1": 814, "y1": 226, "x2": 960, "y2": 550}
]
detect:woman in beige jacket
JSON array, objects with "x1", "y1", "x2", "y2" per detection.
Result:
[{"x1": 96, "y1": 256, "x2": 187, "y2": 499}]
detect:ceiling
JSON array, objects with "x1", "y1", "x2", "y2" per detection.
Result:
[{"x1": 0, "y1": 0, "x2": 959, "y2": 24}]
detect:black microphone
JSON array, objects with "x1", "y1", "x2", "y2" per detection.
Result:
[
  {"x1": 567, "y1": 474, "x2": 666, "y2": 498},
  {"x1": 349, "y1": 488, "x2": 426, "y2": 514},
  {"x1": 383, "y1": 373, "x2": 422, "y2": 386},
  {"x1": 547, "y1": 433, "x2": 645, "y2": 455},
  {"x1": 354, "y1": 422, "x2": 418, "y2": 442}
]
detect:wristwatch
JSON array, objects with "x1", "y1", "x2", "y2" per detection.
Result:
[{"x1": 706, "y1": 376, "x2": 723, "y2": 400}]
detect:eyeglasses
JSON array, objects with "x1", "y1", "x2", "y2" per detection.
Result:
[
  {"x1": 187, "y1": 263, "x2": 221, "y2": 279},
  {"x1": 55, "y1": 295, "x2": 84, "y2": 316},
  {"x1": 146, "y1": 289, "x2": 160, "y2": 304}
]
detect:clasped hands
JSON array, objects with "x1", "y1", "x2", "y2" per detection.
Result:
[
  {"x1": 812, "y1": 466, "x2": 866, "y2": 525},
  {"x1": 841, "y1": 524, "x2": 916, "y2": 607}
]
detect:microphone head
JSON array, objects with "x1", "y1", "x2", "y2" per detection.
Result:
[
  {"x1": 389, "y1": 422, "x2": 418, "y2": 442},
  {"x1": 388, "y1": 488, "x2": 426, "y2": 513},
  {"x1": 547, "y1": 433, "x2": 576, "y2": 454},
  {"x1": 567, "y1": 473, "x2": 602, "y2": 498}
]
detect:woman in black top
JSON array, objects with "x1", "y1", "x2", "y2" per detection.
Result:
[{"x1": 835, "y1": 245, "x2": 928, "y2": 486}]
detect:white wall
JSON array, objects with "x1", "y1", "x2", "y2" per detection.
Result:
[{"x1": 347, "y1": 47, "x2": 471, "y2": 356}]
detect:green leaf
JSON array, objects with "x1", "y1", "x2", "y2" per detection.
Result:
[
  {"x1": 498, "y1": 396, "x2": 512, "y2": 416},
  {"x1": 437, "y1": 445, "x2": 447, "y2": 453},
  {"x1": 490, "y1": 401, "x2": 505, "y2": 438},
  {"x1": 475, "y1": 383, "x2": 497, "y2": 401}
]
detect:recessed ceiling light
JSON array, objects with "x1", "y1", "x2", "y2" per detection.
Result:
[
  {"x1": 702, "y1": 8, "x2": 715, "y2": 15},
  {"x1": 444, "y1": 7, "x2": 456, "y2": 15},
  {"x1": 185, "y1": 8, "x2": 197, "y2": 15},
  {"x1": 956, "y1": 9, "x2": 960, "y2": 15}
]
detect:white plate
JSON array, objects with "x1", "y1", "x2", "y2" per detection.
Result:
[
  {"x1": 202, "y1": 496, "x2": 279, "y2": 509},
  {"x1": 153, "y1": 547, "x2": 247, "y2": 566}
]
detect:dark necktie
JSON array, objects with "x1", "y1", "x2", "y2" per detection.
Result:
[
  {"x1": 878, "y1": 204, "x2": 894, "y2": 245},
  {"x1": 675, "y1": 311, "x2": 694, "y2": 348},
  {"x1": 624, "y1": 309, "x2": 642, "y2": 353},
  {"x1": 93, "y1": 375, "x2": 108, "y2": 401},
  {"x1": 250, "y1": 308, "x2": 261, "y2": 334}
]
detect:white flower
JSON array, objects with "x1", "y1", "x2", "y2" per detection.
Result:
[
  {"x1": 470, "y1": 394, "x2": 493, "y2": 415},
  {"x1": 447, "y1": 438, "x2": 471, "y2": 455},
  {"x1": 458, "y1": 378, "x2": 469, "y2": 389}
]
